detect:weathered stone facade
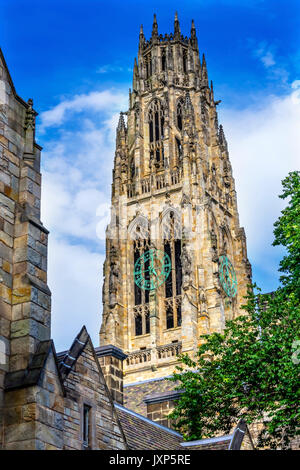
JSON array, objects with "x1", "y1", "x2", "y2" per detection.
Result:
[{"x1": 100, "y1": 14, "x2": 252, "y2": 390}]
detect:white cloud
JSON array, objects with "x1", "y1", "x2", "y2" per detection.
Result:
[
  {"x1": 254, "y1": 42, "x2": 276, "y2": 68},
  {"x1": 39, "y1": 90, "x2": 128, "y2": 130},
  {"x1": 47, "y1": 237, "x2": 104, "y2": 352},
  {"x1": 97, "y1": 64, "x2": 133, "y2": 74}
]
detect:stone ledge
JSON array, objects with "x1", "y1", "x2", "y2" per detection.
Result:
[{"x1": 95, "y1": 345, "x2": 127, "y2": 361}]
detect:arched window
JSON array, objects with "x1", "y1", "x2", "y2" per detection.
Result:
[
  {"x1": 130, "y1": 218, "x2": 151, "y2": 337},
  {"x1": 135, "y1": 313, "x2": 143, "y2": 336},
  {"x1": 161, "y1": 48, "x2": 166, "y2": 72},
  {"x1": 183, "y1": 49, "x2": 187, "y2": 74},
  {"x1": 148, "y1": 100, "x2": 165, "y2": 168},
  {"x1": 162, "y1": 210, "x2": 182, "y2": 329},
  {"x1": 175, "y1": 137, "x2": 182, "y2": 162}
]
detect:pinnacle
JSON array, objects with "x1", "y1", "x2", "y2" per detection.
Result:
[{"x1": 117, "y1": 112, "x2": 126, "y2": 132}]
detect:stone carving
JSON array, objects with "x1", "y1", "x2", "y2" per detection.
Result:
[
  {"x1": 109, "y1": 245, "x2": 119, "y2": 308},
  {"x1": 24, "y1": 98, "x2": 35, "y2": 130}
]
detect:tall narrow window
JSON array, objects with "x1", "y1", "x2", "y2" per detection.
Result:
[
  {"x1": 163, "y1": 211, "x2": 182, "y2": 329},
  {"x1": 135, "y1": 314, "x2": 143, "y2": 336},
  {"x1": 161, "y1": 49, "x2": 166, "y2": 71},
  {"x1": 131, "y1": 221, "x2": 151, "y2": 336},
  {"x1": 175, "y1": 137, "x2": 182, "y2": 161},
  {"x1": 148, "y1": 100, "x2": 164, "y2": 169},
  {"x1": 183, "y1": 49, "x2": 187, "y2": 73},
  {"x1": 176, "y1": 99, "x2": 183, "y2": 130},
  {"x1": 83, "y1": 405, "x2": 91, "y2": 449}
]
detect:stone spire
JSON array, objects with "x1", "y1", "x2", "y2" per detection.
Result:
[
  {"x1": 219, "y1": 124, "x2": 228, "y2": 151},
  {"x1": 139, "y1": 24, "x2": 145, "y2": 51},
  {"x1": 152, "y1": 13, "x2": 158, "y2": 40},
  {"x1": 117, "y1": 112, "x2": 126, "y2": 133},
  {"x1": 174, "y1": 12, "x2": 181, "y2": 39},
  {"x1": 133, "y1": 57, "x2": 138, "y2": 90},
  {"x1": 201, "y1": 53, "x2": 209, "y2": 87},
  {"x1": 190, "y1": 19, "x2": 198, "y2": 48}
]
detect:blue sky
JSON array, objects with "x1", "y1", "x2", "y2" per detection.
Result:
[{"x1": 1, "y1": 0, "x2": 300, "y2": 351}]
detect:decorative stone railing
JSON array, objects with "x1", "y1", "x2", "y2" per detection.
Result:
[
  {"x1": 126, "y1": 349, "x2": 151, "y2": 366},
  {"x1": 170, "y1": 168, "x2": 182, "y2": 185},
  {"x1": 141, "y1": 177, "x2": 151, "y2": 194},
  {"x1": 157, "y1": 342, "x2": 182, "y2": 360}
]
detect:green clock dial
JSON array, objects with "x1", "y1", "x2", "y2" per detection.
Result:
[
  {"x1": 219, "y1": 255, "x2": 237, "y2": 298},
  {"x1": 134, "y1": 249, "x2": 171, "y2": 290}
]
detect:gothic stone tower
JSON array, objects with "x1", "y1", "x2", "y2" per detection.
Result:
[{"x1": 100, "y1": 14, "x2": 252, "y2": 386}]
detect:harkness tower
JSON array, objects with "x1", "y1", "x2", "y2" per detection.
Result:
[{"x1": 100, "y1": 14, "x2": 252, "y2": 390}]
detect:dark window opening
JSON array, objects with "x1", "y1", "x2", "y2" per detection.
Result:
[
  {"x1": 176, "y1": 137, "x2": 182, "y2": 160},
  {"x1": 177, "y1": 103, "x2": 183, "y2": 130},
  {"x1": 149, "y1": 120, "x2": 153, "y2": 142},
  {"x1": 83, "y1": 405, "x2": 91, "y2": 449},
  {"x1": 166, "y1": 304, "x2": 174, "y2": 329},
  {"x1": 155, "y1": 111, "x2": 159, "y2": 141},
  {"x1": 175, "y1": 240, "x2": 182, "y2": 295},
  {"x1": 164, "y1": 242, "x2": 173, "y2": 298},
  {"x1": 161, "y1": 49, "x2": 166, "y2": 71},
  {"x1": 134, "y1": 246, "x2": 142, "y2": 305},
  {"x1": 161, "y1": 116, "x2": 164, "y2": 139},
  {"x1": 183, "y1": 49, "x2": 187, "y2": 73},
  {"x1": 177, "y1": 303, "x2": 182, "y2": 327},
  {"x1": 156, "y1": 149, "x2": 160, "y2": 162},
  {"x1": 135, "y1": 314, "x2": 143, "y2": 336},
  {"x1": 145, "y1": 312, "x2": 150, "y2": 334}
]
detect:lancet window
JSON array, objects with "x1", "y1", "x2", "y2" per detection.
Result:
[
  {"x1": 162, "y1": 211, "x2": 182, "y2": 329},
  {"x1": 148, "y1": 99, "x2": 165, "y2": 168},
  {"x1": 131, "y1": 221, "x2": 151, "y2": 336}
]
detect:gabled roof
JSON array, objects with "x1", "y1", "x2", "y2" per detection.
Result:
[
  {"x1": 58, "y1": 325, "x2": 89, "y2": 380},
  {"x1": 5, "y1": 340, "x2": 64, "y2": 392},
  {"x1": 115, "y1": 403, "x2": 183, "y2": 450}
]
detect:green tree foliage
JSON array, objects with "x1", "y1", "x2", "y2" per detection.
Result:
[{"x1": 170, "y1": 171, "x2": 300, "y2": 449}]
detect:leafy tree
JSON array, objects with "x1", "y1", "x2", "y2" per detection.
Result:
[{"x1": 170, "y1": 171, "x2": 300, "y2": 449}]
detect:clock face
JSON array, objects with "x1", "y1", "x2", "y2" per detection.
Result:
[
  {"x1": 219, "y1": 255, "x2": 237, "y2": 298},
  {"x1": 134, "y1": 249, "x2": 171, "y2": 290}
]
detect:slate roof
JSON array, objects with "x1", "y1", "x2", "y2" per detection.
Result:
[{"x1": 115, "y1": 403, "x2": 183, "y2": 450}]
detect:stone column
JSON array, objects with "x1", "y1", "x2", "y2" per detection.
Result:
[{"x1": 96, "y1": 345, "x2": 127, "y2": 405}]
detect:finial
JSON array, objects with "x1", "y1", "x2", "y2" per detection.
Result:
[
  {"x1": 139, "y1": 24, "x2": 145, "y2": 50},
  {"x1": 201, "y1": 53, "x2": 209, "y2": 86},
  {"x1": 152, "y1": 13, "x2": 158, "y2": 39},
  {"x1": 219, "y1": 124, "x2": 228, "y2": 150},
  {"x1": 117, "y1": 112, "x2": 126, "y2": 133},
  {"x1": 24, "y1": 98, "x2": 35, "y2": 130},
  {"x1": 190, "y1": 19, "x2": 198, "y2": 49},
  {"x1": 174, "y1": 11, "x2": 181, "y2": 39}
]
